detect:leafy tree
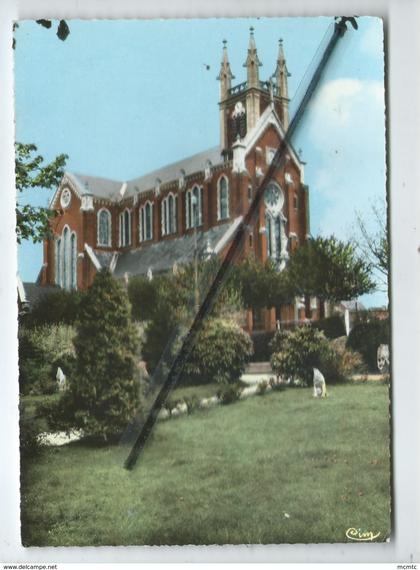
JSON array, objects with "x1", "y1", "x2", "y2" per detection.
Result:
[
  {"x1": 45, "y1": 270, "x2": 142, "y2": 441},
  {"x1": 36, "y1": 19, "x2": 70, "y2": 41},
  {"x1": 229, "y1": 256, "x2": 292, "y2": 310},
  {"x1": 354, "y1": 199, "x2": 389, "y2": 292},
  {"x1": 285, "y1": 235, "x2": 375, "y2": 304},
  {"x1": 13, "y1": 19, "x2": 70, "y2": 49},
  {"x1": 15, "y1": 142, "x2": 68, "y2": 243}
]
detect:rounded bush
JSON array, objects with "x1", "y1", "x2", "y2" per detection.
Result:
[
  {"x1": 270, "y1": 325, "x2": 361, "y2": 385},
  {"x1": 183, "y1": 318, "x2": 253, "y2": 385}
]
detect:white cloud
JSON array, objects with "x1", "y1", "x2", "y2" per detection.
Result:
[
  {"x1": 307, "y1": 78, "x2": 385, "y2": 147},
  {"x1": 299, "y1": 76, "x2": 387, "y2": 246}
]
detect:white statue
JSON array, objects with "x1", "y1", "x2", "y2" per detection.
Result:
[
  {"x1": 313, "y1": 367, "x2": 327, "y2": 398},
  {"x1": 377, "y1": 344, "x2": 390, "y2": 373},
  {"x1": 56, "y1": 366, "x2": 67, "y2": 392}
]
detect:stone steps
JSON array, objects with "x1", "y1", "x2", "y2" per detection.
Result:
[{"x1": 245, "y1": 361, "x2": 272, "y2": 374}]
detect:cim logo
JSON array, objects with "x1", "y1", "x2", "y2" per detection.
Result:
[{"x1": 346, "y1": 527, "x2": 381, "y2": 542}]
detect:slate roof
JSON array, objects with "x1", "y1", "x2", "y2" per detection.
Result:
[
  {"x1": 67, "y1": 145, "x2": 223, "y2": 201},
  {"x1": 126, "y1": 145, "x2": 223, "y2": 198},
  {"x1": 94, "y1": 250, "x2": 116, "y2": 270},
  {"x1": 21, "y1": 282, "x2": 59, "y2": 306},
  {"x1": 67, "y1": 172, "x2": 123, "y2": 201},
  {"x1": 113, "y1": 221, "x2": 234, "y2": 279}
]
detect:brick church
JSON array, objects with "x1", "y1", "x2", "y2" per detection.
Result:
[{"x1": 39, "y1": 29, "x2": 316, "y2": 331}]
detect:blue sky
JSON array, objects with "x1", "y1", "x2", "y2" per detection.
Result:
[{"x1": 14, "y1": 17, "x2": 387, "y2": 306}]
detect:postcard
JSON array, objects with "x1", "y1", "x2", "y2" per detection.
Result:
[{"x1": 15, "y1": 16, "x2": 390, "y2": 546}]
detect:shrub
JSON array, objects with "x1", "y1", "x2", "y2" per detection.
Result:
[
  {"x1": 270, "y1": 326, "x2": 355, "y2": 385},
  {"x1": 19, "y1": 419, "x2": 42, "y2": 458},
  {"x1": 250, "y1": 331, "x2": 276, "y2": 362},
  {"x1": 128, "y1": 275, "x2": 164, "y2": 322},
  {"x1": 269, "y1": 329, "x2": 290, "y2": 355},
  {"x1": 269, "y1": 377, "x2": 285, "y2": 392},
  {"x1": 38, "y1": 394, "x2": 76, "y2": 433},
  {"x1": 256, "y1": 380, "x2": 269, "y2": 395},
  {"x1": 45, "y1": 270, "x2": 143, "y2": 441},
  {"x1": 184, "y1": 395, "x2": 200, "y2": 414},
  {"x1": 183, "y1": 318, "x2": 253, "y2": 386},
  {"x1": 19, "y1": 339, "x2": 55, "y2": 395},
  {"x1": 164, "y1": 398, "x2": 180, "y2": 413},
  {"x1": 318, "y1": 344, "x2": 365, "y2": 383},
  {"x1": 346, "y1": 318, "x2": 390, "y2": 371},
  {"x1": 22, "y1": 289, "x2": 82, "y2": 327},
  {"x1": 313, "y1": 315, "x2": 346, "y2": 339},
  {"x1": 19, "y1": 395, "x2": 54, "y2": 457},
  {"x1": 140, "y1": 276, "x2": 190, "y2": 375},
  {"x1": 18, "y1": 324, "x2": 76, "y2": 395},
  {"x1": 139, "y1": 261, "x2": 246, "y2": 376},
  {"x1": 217, "y1": 384, "x2": 242, "y2": 405}
]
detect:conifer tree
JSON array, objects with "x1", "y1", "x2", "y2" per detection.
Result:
[{"x1": 60, "y1": 270, "x2": 142, "y2": 441}]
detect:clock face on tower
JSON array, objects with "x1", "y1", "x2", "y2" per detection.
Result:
[
  {"x1": 60, "y1": 188, "x2": 72, "y2": 209},
  {"x1": 264, "y1": 183, "x2": 283, "y2": 213}
]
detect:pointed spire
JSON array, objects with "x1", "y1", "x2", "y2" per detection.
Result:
[
  {"x1": 274, "y1": 38, "x2": 291, "y2": 128},
  {"x1": 217, "y1": 39, "x2": 235, "y2": 101},
  {"x1": 275, "y1": 38, "x2": 291, "y2": 97},
  {"x1": 243, "y1": 26, "x2": 262, "y2": 88}
]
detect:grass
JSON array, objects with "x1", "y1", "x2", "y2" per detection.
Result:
[
  {"x1": 168, "y1": 382, "x2": 221, "y2": 402},
  {"x1": 20, "y1": 383, "x2": 391, "y2": 546}
]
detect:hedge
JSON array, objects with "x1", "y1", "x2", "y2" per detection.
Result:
[
  {"x1": 250, "y1": 331, "x2": 276, "y2": 362},
  {"x1": 346, "y1": 318, "x2": 390, "y2": 371},
  {"x1": 312, "y1": 315, "x2": 346, "y2": 339}
]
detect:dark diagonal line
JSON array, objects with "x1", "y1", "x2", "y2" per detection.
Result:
[{"x1": 124, "y1": 17, "x2": 355, "y2": 470}]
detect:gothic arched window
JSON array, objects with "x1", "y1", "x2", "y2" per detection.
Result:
[
  {"x1": 139, "y1": 201, "x2": 153, "y2": 242},
  {"x1": 70, "y1": 233, "x2": 77, "y2": 290},
  {"x1": 55, "y1": 226, "x2": 77, "y2": 290},
  {"x1": 264, "y1": 182, "x2": 288, "y2": 270},
  {"x1": 217, "y1": 176, "x2": 229, "y2": 221},
  {"x1": 97, "y1": 208, "x2": 111, "y2": 247},
  {"x1": 55, "y1": 237, "x2": 62, "y2": 286},
  {"x1": 186, "y1": 185, "x2": 202, "y2": 229},
  {"x1": 119, "y1": 208, "x2": 132, "y2": 247},
  {"x1": 161, "y1": 193, "x2": 177, "y2": 236},
  {"x1": 62, "y1": 226, "x2": 70, "y2": 290},
  {"x1": 265, "y1": 213, "x2": 273, "y2": 258}
]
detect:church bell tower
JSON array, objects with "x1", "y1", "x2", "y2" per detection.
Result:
[{"x1": 217, "y1": 29, "x2": 291, "y2": 154}]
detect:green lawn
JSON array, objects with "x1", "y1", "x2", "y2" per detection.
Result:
[{"x1": 20, "y1": 383, "x2": 391, "y2": 546}]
